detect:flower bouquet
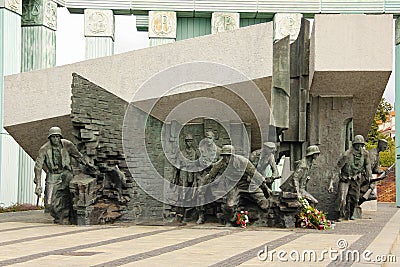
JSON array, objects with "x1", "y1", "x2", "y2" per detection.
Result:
[{"x1": 296, "y1": 197, "x2": 331, "y2": 230}]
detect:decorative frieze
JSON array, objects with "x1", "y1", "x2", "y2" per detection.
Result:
[
  {"x1": 0, "y1": 0, "x2": 22, "y2": 15},
  {"x1": 211, "y1": 12, "x2": 239, "y2": 34},
  {"x1": 84, "y1": 9, "x2": 115, "y2": 40},
  {"x1": 273, "y1": 13, "x2": 302, "y2": 43},
  {"x1": 148, "y1": 11, "x2": 176, "y2": 39},
  {"x1": 21, "y1": 0, "x2": 56, "y2": 30}
]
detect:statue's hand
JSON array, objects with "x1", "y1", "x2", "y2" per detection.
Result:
[
  {"x1": 35, "y1": 185, "x2": 42, "y2": 196},
  {"x1": 328, "y1": 183, "x2": 334, "y2": 193}
]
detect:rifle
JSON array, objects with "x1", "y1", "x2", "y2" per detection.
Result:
[
  {"x1": 362, "y1": 163, "x2": 394, "y2": 200},
  {"x1": 36, "y1": 194, "x2": 40, "y2": 207}
]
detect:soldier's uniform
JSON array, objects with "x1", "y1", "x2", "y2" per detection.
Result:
[
  {"x1": 204, "y1": 145, "x2": 270, "y2": 224},
  {"x1": 34, "y1": 127, "x2": 86, "y2": 224},
  {"x1": 280, "y1": 145, "x2": 320, "y2": 204},
  {"x1": 249, "y1": 142, "x2": 278, "y2": 187},
  {"x1": 334, "y1": 135, "x2": 372, "y2": 220}
]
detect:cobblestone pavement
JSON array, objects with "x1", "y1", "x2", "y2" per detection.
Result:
[{"x1": 0, "y1": 203, "x2": 399, "y2": 267}]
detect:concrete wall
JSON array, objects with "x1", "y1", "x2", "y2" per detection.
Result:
[{"x1": 310, "y1": 14, "x2": 393, "y2": 137}]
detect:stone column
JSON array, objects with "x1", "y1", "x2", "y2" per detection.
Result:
[
  {"x1": 0, "y1": 0, "x2": 22, "y2": 206},
  {"x1": 148, "y1": 11, "x2": 176, "y2": 47},
  {"x1": 395, "y1": 18, "x2": 400, "y2": 207},
  {"x1": 84, "y1": 9, "x2": 114, "y2": 59},
  {"x1": 211, "y1": 12, "x2": 239, "y2": 34},
  {"x1": 271, "y1": 13, "x2": 303, "y2": 133},
  {"x1": 21, "y1": 0, "x2": 57, "y2": 71},
  {"x1": 19, "y1": 0, "x2": 56, "y2": 205}
]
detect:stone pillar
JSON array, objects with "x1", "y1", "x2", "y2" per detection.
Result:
[
  {"x1": 271, "y1": 13, "x2": 303, "y2": 133},
  {"x1": 211, "y1": 12, "x2": 239, "y2": 34},
  {"x1": 84, "y1": 9, "x2": 114, "y2": 59},
  {"x1": 19, "y1": 0, "x2": 56, "y2": 205},
  {"x1": 395, "y1": 18, "x2": 400, "y2": 207},
  {"x1": 148, "y1": 11, "x2": 176, "y2": 47},
  {"x1": 21, "y1": 0, "x2": 57, "y2": 71},
  {"x1": 0, "y1": 0, "x2": 22, "y2": 206}
]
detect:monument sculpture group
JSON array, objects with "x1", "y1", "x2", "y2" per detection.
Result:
[{"x1": 3, "y1": 14, "x2": 393, "y2": 227}]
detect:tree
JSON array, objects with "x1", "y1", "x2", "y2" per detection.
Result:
[{"x1": 366, "y1": 98, "x2": 395, "y2": 167}]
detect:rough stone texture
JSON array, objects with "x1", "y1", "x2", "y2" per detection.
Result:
[
  {"x1": 308, "y1": 96, "x2": 354, "y2": 219},
  {"x1": 282, "y1": 18, "x2": 310, "y2": 167},
  {"x1": 70, "y1": 74, "x2": 151, "y2": 223},
  {"x1": 271, "y1": 35, "x2": 290, "y2": 129}
]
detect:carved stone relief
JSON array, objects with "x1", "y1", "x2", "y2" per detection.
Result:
[
  {"x1": 274, "y1": 13, "x2": 302, "y2": 43},
  {"x1": 43, "y1": 0, "x2": 56, "y2": 30},
  {"x1": 84, "y1": 9, "x2": 115, "y2": 39},
  {"x1": 1, "y1": 0, "x2": 22, "y2": 15},
  {"x1": 211, "y1": 12, "x2": 239, "y2": 34},
  {"x1": 148, "y1": 11, "x2": 176, "y2": 39},
  {"x1": 21, "y1": 0, "x2": 41, "y2": 25}
]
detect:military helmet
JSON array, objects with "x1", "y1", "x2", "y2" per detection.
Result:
[
  {"x1": 378, "y1": 139, "x2": 388, "y2": 145},
  {"x1": 263, "y1": 142, "x2": 276, "y2": 149},
  {"x1": 221, "y1": 145, "x2": 235, "y2": 155},
  {"x1": 352, "y1": 135, "x2": 365, "y2": 145},
  {"x1": 48, "y1": 126, "x2": 63, "y2": 138},
  {"x1": 306, "y1": 145, "x2": 320, "y2": 156},
  {"x1": 184, "y1": 134, "x2": 193, "y2": 140}
]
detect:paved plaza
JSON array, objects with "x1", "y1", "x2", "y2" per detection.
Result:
[{"x1": 0, "y1": 203, "x2": 399, "y2": 267}]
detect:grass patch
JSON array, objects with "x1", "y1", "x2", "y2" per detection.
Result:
[{"x1": 0, "y1": 204, "x2": 44, "y2": 213}]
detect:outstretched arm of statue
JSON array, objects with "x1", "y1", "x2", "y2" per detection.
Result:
[
  {"x1": 33, "y1": 153, "x2": 45, "y2": 196},
  {"x1": 328, "y1": 172, "x2": 338, "y2": 193},
  {"x1": 269, "y1": 154, "x2": 279, "y2": 178}
]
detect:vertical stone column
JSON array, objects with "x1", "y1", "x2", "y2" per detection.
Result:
[
  {"x1": 211, "y1": 12, "x2": 239, "y2": 34},
  {"x1": 0, "y1": 0, "x2": 22, "y2": 206},
  {"x1": 148, "y1": 11, "x2": 176, "y2": 47},
  {"x1": 19, "y1": 0, "x2": 57, "y2": 204},
  {"x1": 395, "y1": 18, "x2": 400, "y2": 207},
  {"x1": 21, "y1": 0, "x2": 57, "y2": 71},
  {"x1": 84, "y1": 9, "x2": 114, "y2": 59}
]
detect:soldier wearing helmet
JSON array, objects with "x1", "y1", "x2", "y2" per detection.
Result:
[
  {"x1": 196, "y1": 130, "x2": 222, "y2": 224},
  {"x1": 174, "y1": 133, "x2": 200, "y2": 187},
  {"x1": 34, "y1": 126, "x2": 89, "y2": 224},
  {"x1": 328, "y1": 134, "x2": 372, "y2": 221},
  {"x1": 359, "y1": 138, "x2": 388, "y2": 205},
  {"x1": 280, "y1": 145, "x2": 320, "y2": 204},
  {"x1": 250, "y1": 142, "x2": 280, "y2": 188},
  {"x1": 201, "y1": 145, "x2": 271, "y2": 226}
]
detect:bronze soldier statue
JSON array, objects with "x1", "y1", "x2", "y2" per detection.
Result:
[
  {"x1": 202, "y1": 145, "x2": 271, "y2": 226},
  {"x1": 359, "y1": 138, "x2": 388, "y2": 205},
  {"x1": 328, "y1": 135, "x2": 372, "y2": 221},
  {"x1": 34, "y1": 127, "x2": 90, "y2": 224},
  {"x1": 250, "y1": 142, "x2": 280, "y2": 188},
  {"x1": 280, "y1": 145, "x2": 320, "y2": 204},
  {"x1": 196, "y1": 130, "x2": 221, "y2": 224},
  {"x1": 174, "y1": 134, "x2": 200, "y2": 188}
]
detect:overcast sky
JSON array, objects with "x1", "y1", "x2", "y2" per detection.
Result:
[{"x1": 56, "y1": 8, "x2": 396, "y2": 105}]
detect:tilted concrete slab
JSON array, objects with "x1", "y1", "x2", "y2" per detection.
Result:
[
  {"x1": 5, "y1": 22, "x2": 273, "y2": 127},
  {"x1": 4, "y1": 14, "x2": 393, "y2": 159},
  {"x1": 4, "y1": 22, "x2": 274, "y2": 158},
  {"x1": 310, "y1": 14, "x2": 393, "y2": 136}
]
